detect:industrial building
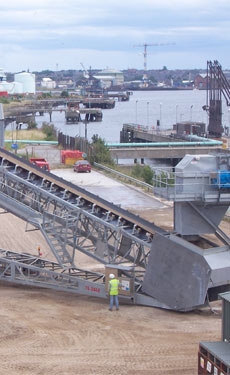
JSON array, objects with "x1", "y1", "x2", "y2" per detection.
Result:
[
  {"x1": 14, "y1": 71, "x2": 36, "y2": 94},
  {"x1": 40, "y1": 77, "x2": 57, "y2": 90},
  {"x1": 93, "y1": 68, "x2": 124, "y2": 88},
  {"x1": 0, "y1": 69, "x2": 36, "y2": 95}
]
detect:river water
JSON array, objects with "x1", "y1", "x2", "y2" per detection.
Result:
[{"x1": 36, "y1": 90, "x2": 230, "y2": 144}]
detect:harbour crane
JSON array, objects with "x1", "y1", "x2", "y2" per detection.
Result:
[
  {"x1": 133, "y1": 42, "x2": 174, "y2": 87},
  {"x1": 202, "y1": 60, "x2": 230, "y2": 138},
  {"x1": 80, "y1": 62, "x2": 89, "y2": 79}
]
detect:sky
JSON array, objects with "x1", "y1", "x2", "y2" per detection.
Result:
[{"x1": 1, "y1": 0, "x2": 230, "y2": 73}]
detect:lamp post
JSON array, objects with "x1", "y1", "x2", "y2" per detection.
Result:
[
  {"x1": 84, "y1": 117, "x2": 88, "y2": 140},
  {"x1": 159, "y1": 102, "x2": 162, "y2": 127},
  {"x1": 190, "y1": 105, "x2": 193, "y2": 121},
  {"x1": 0, "y1": 104, "x2": 4, "y2": 148},
  {"x1": 147, "y1": 101, "x2": 149, "y2": 126},
  {"x1": 190, "y1": 105, "x2": 193, "y2": 135},
  {"x1": 11, "y1": 121, "x2": 14, "y2": 144},
  {"x1": 135, "y1": 100, "x2": 138, "y2": 123},
  {"x1": 176, "y1": 104, "x2": 178, "y2": 124}
]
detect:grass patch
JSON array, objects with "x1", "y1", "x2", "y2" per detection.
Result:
[
  {"x1": 4, "y1": 129, "x2": 47, "y2": 151},
  {"x1": 5, "y1": 129, "x2": 47, "y2": 141},
  {"x1": 113, "y1": 165, "x2": 136, "y2": 176}
]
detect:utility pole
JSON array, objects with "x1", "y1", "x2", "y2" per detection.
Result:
[{"x1": 0, "y1": 104, "x2": 4, "y2": 148}]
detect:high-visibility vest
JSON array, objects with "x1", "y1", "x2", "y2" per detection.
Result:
[{"x1": 109, "y1": 279, "x2": 120, "y2": 295}]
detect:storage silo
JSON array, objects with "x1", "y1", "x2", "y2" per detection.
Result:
[
  {"x1": 14, "y1": 72, "x2": 36, "y2": 94},
  {"x1": 7, "y1": 82, "x2": 24, "y2": 95}
]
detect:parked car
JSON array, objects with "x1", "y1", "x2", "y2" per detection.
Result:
[{"x1": 73, "y1": 160, "x2": 91, "y2": 173}]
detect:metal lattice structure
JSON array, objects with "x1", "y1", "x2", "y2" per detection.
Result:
[
  {"x1": 0, "y1": 148, "x2": 168, "y2": 309},
  {"x1": 204, "y1": 60, "x2": 230, "y2": 138},
  {"x1": 0, "y1": 148, "x2": 229, "y2": 311}
]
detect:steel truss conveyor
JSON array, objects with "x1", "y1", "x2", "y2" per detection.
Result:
[
  {"x1": 0, "y1": 148, "x2": 169, "y2": 309},
  {"x1": 1, "y1": 149, "x2": 230, "y2": 312}
]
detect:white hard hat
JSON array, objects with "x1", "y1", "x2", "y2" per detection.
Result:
[{"x1": 109, "y1": 273, "x2": 115, "y2": 279}]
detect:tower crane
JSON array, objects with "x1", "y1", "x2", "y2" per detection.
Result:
[{"x1": 133, "y1": 42, "x2": 174, "y2": 87}]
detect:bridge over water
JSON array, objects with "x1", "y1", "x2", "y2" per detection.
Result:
[
  {"x1": 108, "y1": 143, "x2": 223, "y2": 163},
  {"x1": 109, "y1": 122, "x2": 224, "y2": 163}
]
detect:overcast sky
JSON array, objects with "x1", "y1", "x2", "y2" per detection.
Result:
[{"x1": 1, "y1": 0, "x2": 230, "y2": 73}]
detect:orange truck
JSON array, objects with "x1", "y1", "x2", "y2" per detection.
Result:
[{"x1": 29, "y1": 158, "x2": 50, "y2": 172}]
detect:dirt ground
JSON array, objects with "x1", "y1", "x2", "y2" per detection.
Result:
[{"x1": 0, "y1": 167, "x2": 228, "y2": 375}]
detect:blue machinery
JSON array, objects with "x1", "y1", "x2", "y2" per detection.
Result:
[{"x1": 0, "y1": 149, "x2": 229, "y2": 311}]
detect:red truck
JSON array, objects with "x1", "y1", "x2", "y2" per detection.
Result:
[{"x1": 29, "y1": 158, "x2": 50, "y2": 172}]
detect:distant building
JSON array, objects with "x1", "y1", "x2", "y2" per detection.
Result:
[
  {"x1": 193, "y1": 73, "x2": 208, "y2": 90},
  {"x1": 57, "y1": 79, "x2": 74, "y2": 90},
  {"x1": 0, "y1": 81, "x2": 23, "y2": 94},
  {"x1": 41, "y1": 77, "x2": 56, "y2": 90},
  {"x1": 173, "y1": 121, "x2": 206, "y2": 136},
  {"x1": 14, "y1": 72, "x2": 36, "y2": 94},
  {"x1": 0, "y1": 69, "x2": 35, "y2": 94},
  {"x1": 93, "y1": 69, "x2": 124, "y2": 88}
]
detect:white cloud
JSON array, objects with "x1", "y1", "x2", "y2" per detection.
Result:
[{"x1": 0, "y1": 0, "x2": 230, "y2": 71}]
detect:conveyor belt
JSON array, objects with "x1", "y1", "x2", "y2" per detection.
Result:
[
  {"x1": 0, "y1": 148, "x2": 173, "y2": 309},
  {"x1": 0, "y1": 148, "x2": 166, "y2": 237},
  {"x1": 1, "y1": 148, "x2": 229, "y2": 311},
  {"x1": 0, "y1": 148, "x2": 168, "y2": 288}
]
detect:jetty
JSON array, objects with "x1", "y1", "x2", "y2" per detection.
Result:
[
  {"x1": 3, "y1": 97, "x2": 114, "y2": 125},
  {"x1": 65, "y1": 108, "x2": 102, "y2": 123},
  {"x1": 108, "y1": 123, "x2": 224, "y2": 164}
]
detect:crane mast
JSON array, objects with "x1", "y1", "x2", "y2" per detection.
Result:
[
  {"x1": 203, "y1": 60, "x2": 230, "y2": 138},
  {"x1": 133, "y1": 42, "x2": 174, "y2": 87},
  {"x1": 80, "y1": 62, "x2": 89, "y2": 79}
]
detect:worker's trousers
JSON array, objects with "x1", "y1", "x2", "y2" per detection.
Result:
[{"x1": 109, "y1": 295, "x2": 119, "y2": 310}]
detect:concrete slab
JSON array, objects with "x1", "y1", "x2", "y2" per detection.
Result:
[{"x1": 52, "y1": 168, "x2": 167, "y2": 211}]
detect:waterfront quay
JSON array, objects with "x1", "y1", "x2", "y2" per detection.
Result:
[
  {"x1": 109, "y1": 123, "x2": 224, "y2": 164},
  {"x1": 109, "y1": 144, "x2": 223, "y2": 164}
]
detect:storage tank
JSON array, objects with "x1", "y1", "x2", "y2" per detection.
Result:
[
  {"x1": 5, "y1": 81, "x2": 23, "y2": 94},
  {"x1": 14, "y1": 72, "x2": 36, "y2": 94}
]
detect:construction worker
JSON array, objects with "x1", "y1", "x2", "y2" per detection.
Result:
[
  {"x1": 108, "y1": 273, "x2": 120, "y2": 311},
  {"x1": 37, "y1": 246, "x2": 42, "y2": 257}
]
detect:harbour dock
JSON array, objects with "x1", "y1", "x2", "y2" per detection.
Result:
[{"x1": 108, "y1": 123, "x2": 224, "y2": 164}]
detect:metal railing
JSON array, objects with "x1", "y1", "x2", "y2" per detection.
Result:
[
  {"x1": 94, "y1": 163, "x2": 153, "y2": 193},
  {"x1": 152, "y1": 167, "x2": 230, "y2": 203}
]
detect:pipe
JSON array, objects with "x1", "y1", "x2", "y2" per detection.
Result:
[
  {"x1": 4, "y1": 140, "x2": 58, "y2": 145},
  {"x1": 107, "y1": 140, "x2": 223, "y2": 148}
]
